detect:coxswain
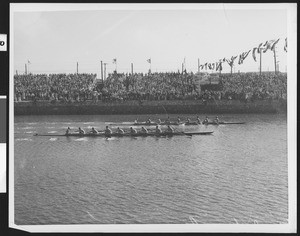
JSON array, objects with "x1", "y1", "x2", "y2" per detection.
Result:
[
  {"x1": 116, "y1": 127, "x2": 124, "y2": 134},
  {"x1": 166, "y1": 125, "x2": 174, "y2": 134},
  {"x1": 105, "y1": 126, "x2": 112, "y2": 135},
  {"x1": 202, "y1": 116, "x2": 209, "y2": 125},
  {"x1": 196, "y1": 116, "x2": 201, "y2": 124},
  {"x1": 141, "y1": 126, "x2": 148, "y2": 134},
  {"x1": 65, "y1": 127, "x2": 71, "y2": 135},
  {"x1": 78, "y1": 127, "x2": 85, "y2": 134},
  {"x1": 155, "y1": 125, "x2": 162, "y2": 134},
  {"x1": 130, "y1": 127, "x2": 138, "y2": 134},
  {"x1": 214, "y1": 116, "x2": 220, "y2": 124},
  {"x1": 90, "y1": 127, "x2": 99, "y2": 134}
]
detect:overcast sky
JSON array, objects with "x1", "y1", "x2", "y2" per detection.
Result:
[{"x1": 12, "y1": 4, "x2": 288, "y2": 76}]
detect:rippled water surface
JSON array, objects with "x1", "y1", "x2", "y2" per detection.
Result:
[{"x1": 14, "y1": 113, "x2": 288, "y2": 225}]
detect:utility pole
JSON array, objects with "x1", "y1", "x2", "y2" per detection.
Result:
[
  {"x1": 25, "y1": 64, "x2": 27, "y2": 75},
  {"x1": 76, "y1": 62, "x2": 78, "y2": 74},
  {"x1": 16, "y1": 70, "x2": 18, "y2": 75},
  {"x1": 100, "y1": 60, "x2": 103, "y2": 83},
  {"x1": 131, "y1": 63, "x2": 133, "y2": 74},
  {"x1": 197, "y1": 58, "x2": 200, "y2": 73},
  {"x1": 182, "y1": 63, "x2": 184, "y2": 74}
]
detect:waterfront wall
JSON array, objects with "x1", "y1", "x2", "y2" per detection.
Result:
[{"x1": 14, "y1": 99, "x2": 287, "y2": 116}]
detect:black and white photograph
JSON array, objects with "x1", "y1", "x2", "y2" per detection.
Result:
[{"x1": 9, "y1": 3, "x2": 296, "y2": 233}]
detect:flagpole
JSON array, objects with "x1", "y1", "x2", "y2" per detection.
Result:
[
  {"x1": 198, "y1": 58, "x2": 200, "y2": 73},
  {"x1": 104, "y1": 63, "x2": 107, "y2": 80},
  {"x1": 101, "y1": 60, "x2": 103, "y2": 83},
  {"x1": 259, "y1": 50, "x2": 262, "y2": 76},
  {"x1": 273, "y1": 46, "x2": 277, "y2": 74}
]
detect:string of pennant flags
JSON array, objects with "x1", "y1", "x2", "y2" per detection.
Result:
[
  {"x1": 199, "y1": 37, "x2": 287, "y2": 73},
  {"x1": 23, "y1": 38, "x2": 287, "y2": 75}
]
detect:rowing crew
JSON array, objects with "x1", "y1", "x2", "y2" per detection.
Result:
[
  {"x1": 134, "y1": 116, "x2": 220, "y2": 125},
  {"x1": 66, "y1": 125, "x2": 175, "y2": 135}
]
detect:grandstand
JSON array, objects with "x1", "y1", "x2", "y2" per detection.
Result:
[{"x1": 14, "y1": 71, "x2": 287, "y2": 104}]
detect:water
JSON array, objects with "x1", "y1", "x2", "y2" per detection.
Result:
[{"x1": 14, "y1": 113, "x2": 288, "y2": 225}]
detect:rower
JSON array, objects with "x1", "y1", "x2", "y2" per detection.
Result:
[
  {"x1": 155, "y1": 125, "x2": 162, "y2": 134},
  {"x1": 166, "y1": 125, "x2": 174, "y2": 134},
  {"x1": 196, "y1": 116, "x2": 201, "y2": 124},
  {"x1": 146, "y1": 117, "x2": 152, "y2": 124},
  {"x1": 105, "y1": 126, "x2": 112, "y2": 135},
  {"x1": 141, "y1": 126, "x2": 148, "y2": 134},
  {"x1": 186, "y1": 118, "x2": 191, "y2": 124},
  {"x1": 165, "y1": 116, "x2": 171, "y2": 124},
  {"x1": 116, "y1": 127, "x2": 124, "y2": 134},
  {"x1": 134, "y1": 118, "x2": 138, "y2": 124},
  {"x1": 78, "y1": 127, "x2": 85, "y2": 134},
  {"x1": 202, "y1": 116, "x2": 209, "y2": 125},
  {"x1": 90, "y1": 127, "x2": 99, "y2": 134},
  {"x1": 65, "y1": 127, "x2": 71, "y2": 135},
  {"x1": 213, "y1": 116, "x2": 219, "y2": 124},
  {"x1": 130, "y1": 127, "x2": 138, "y2": 134},
  {"x1": 177, "y1": 116, "x2": 181, "y2": 123},
  {"x1": 157, "y1": 118, "x2": 162, "y2": 124}
]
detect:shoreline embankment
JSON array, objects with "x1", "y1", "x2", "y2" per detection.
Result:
[{"x1": 14, "y1": 99, "x2": 287, "y2": 116}]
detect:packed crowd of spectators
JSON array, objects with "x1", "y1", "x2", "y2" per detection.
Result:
[
  {"x1": 14, "y1": 71, "x2": 287, "y2": 103},
  {"x1": 14, "y1": 73, "x2": 97, "y2": 103}
]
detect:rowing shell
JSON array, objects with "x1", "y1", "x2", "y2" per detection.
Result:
[
  {"x1": 203, "y1": 122, "x2": 246, "y2": 125},
  {"x1": 185, "y1": 121, "x2": 246, "y2": 125},
  {"x1": 132, "y1": 122, "x2": 184, "y2": 126},
  {"x1": 34, "y1": 131, "x2": 213, "y2": 137}
]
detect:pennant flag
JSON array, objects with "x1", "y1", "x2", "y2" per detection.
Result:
[
  {"x1": 262, "y1": 40, "x2": 273, "y2": 53},
  {"x1": 147, "y1": 58, "x2": 151, "y2": 63},
  {"x1": 27, "y1": 60, "x2": 31, "y2": 64},
  {"x1": 252, "y1": 47, "x2": 258, "y2": 62},
  {"x1": 226, "y1": 56, "x2": 237, "y2": 67},
  {"x1": 257, "y1": 42, "x2": 263, "y2": 53},
  {"x1": 216, "y1": 61, "x2": 223, "y2": 71},
  {"x1": 263, "y1": 40, "x2": 269, "y2": 47},
  {"x1": 238, "y1": 50, "x2": 251, "y2": 65},
  {"x1": 284, "y1": 37, "x2": 287, "y2": 52},
  {"x1": 270, "y1": 38, "x2": 280, "y2": 51},
  {"x1": 112, "y1": 58, "x2": 117, "y2": 64}
]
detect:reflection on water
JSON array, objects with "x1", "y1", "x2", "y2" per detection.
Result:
[{"x1": 14, "y1": 114, "x2": 288, "y2": 225}]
